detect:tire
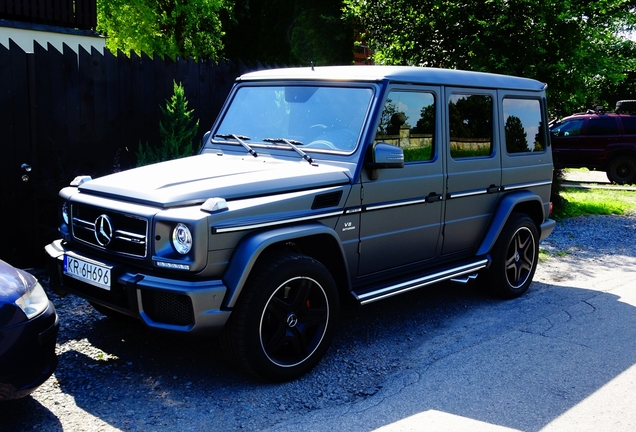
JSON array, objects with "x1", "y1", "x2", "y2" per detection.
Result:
[
  {"x1": 222, "y1": 252, "x2": 339, "y2": 381},
  {"x1": 486, "y1": 213, "x2": 539, "y2": 299},
  {"x1": 606, "y1": 156, "x2": 636, "y2": 185}
]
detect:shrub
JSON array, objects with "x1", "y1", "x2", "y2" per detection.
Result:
[{"x1": 137, "y1": 81, "x2": 200, "y2": 166}]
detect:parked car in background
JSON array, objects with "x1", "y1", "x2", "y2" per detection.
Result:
[
  {"x1": 550, "y1": 100, "x2": 636, "y2": 184},
  {"x1": 0, "y1": 260, "x2": 59, "y2": 400}
]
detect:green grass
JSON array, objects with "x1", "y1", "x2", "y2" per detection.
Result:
[{"x1": 552, "y1": 187, "x2": 636, "y2": 220}]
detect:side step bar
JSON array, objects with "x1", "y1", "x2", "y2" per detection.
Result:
[{"x1": 352, "y1": 259, "x2": 489, "y2": 305}]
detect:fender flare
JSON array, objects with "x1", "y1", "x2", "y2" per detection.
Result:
[
  {"x1": 476, "y1": 191, "x2": 545, "y2": 256},
  {"x1": 222, "y1": 223, "x2": 349, "y2": 308}
]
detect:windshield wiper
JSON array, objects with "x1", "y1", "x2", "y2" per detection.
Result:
[
  {"x1": 264, "y1": 138, "x2": 315, "y2": 165},
  {"x1": 215, "y1": 134, "x2": 258, "y2": 157}
]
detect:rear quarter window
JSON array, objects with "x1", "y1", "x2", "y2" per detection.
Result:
[
  {"x1": 586, "y1": 117, "x2": 619, "y2": 135},
  {"x1": 503, "y1": 98, "x2": 546, "y2": 154},
  {"x1": 620, "y1": 116, "x2": 636, "y2": 134}
]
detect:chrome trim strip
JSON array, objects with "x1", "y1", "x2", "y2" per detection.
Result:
[
  {"x1": 501, "y1": 180, "x2": 552, "y2": 191},
  {"x1": 214, "y1": 210, "x2": 344, "y2": 233},
  {"x1": 365, "y1": 198, "x2": 428, "y2": 211},
  {"x1": 448, "y1": 189, "x2": 488, "y2": 199},
  {"x1": 355, "y1": 259, "x2": 489, "y2": 305}
]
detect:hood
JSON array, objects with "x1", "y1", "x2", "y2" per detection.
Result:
[
  {"x1": 0, "y1": 259, "x2": 36, "y2": 304},
  {"x1": 78, "y1": 153, "x2": 352, "y2": 208}
]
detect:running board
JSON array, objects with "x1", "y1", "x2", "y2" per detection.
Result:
[{"x1": 352, "y1": 259, "x2": 489, "y2": 305}]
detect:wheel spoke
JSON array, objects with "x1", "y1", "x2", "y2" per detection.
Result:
[
  {"x1": 260, "y1": 276, "x2": 330, "y2": 366},
  {"x1": 504, "y1": 228, "x2": 536, "y2": 288}
]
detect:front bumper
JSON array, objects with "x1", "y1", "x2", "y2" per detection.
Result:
[{"x1": 45, "y1": 240, "x2": 231, "y2": 335}]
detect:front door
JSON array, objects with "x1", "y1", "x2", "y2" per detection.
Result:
[{"x1": 358, "y1": 87, "x2": 444, "y2": 275}]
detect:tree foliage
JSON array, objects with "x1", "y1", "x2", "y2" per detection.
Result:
[
  {"x1": 97, "y1": 0, "x2": 227, "y2": 59},
  {"x1": 221, "y1": 0, "x2": 354, "y2": 65},
  {"x1": 344, "y1": 0, "x2": 636, "y2": 113},
  {"x1": 137, "y1": 81, "x2": 200, "y2": 167}
]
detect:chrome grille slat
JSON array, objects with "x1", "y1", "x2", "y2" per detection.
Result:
[{"x1": 71, "y1": 204, "x2": 148, "y2": 258}]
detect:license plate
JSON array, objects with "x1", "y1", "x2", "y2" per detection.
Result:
[{"x1": 64, "y1": 255, "x2": 112, "y2": 290}]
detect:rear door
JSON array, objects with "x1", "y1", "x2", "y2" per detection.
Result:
[
  {"x1": 442, "y1": 88, "x2": 500, "y2": 256},
  {"x1": 577, "y1": 116, "x2": 620, "y2": 166}
]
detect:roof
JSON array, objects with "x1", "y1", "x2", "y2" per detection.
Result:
[{"x1": 238, "y1": 65, "x2": 547, "y2": 92}]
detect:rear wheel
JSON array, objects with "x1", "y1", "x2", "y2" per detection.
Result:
[
  {"x1": 486, "y1": 213, "x2": 539, "y2": 299},
  {"x1": 222, "y1": 252, "x2": 339, "y2": 381},
  {"x1": 606, "y1": 156, "x2": 636, "y2": 185}
]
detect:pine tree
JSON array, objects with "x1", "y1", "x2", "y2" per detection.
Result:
[{"x1": 137, "y1": 81, "x2": 200, "y2": 166}]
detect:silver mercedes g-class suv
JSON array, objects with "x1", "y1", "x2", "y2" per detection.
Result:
[{"x1": 46, "y1": 66, "x2": 555, "y2": 381}]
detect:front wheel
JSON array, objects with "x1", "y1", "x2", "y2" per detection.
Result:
[
  {"x1": 222, "y1": 252, "x2": 339, "y2": 381},
  {"x1": 486, "y1": 213, "x2": 539, "y2": 299},
  {"x1": 606, "y1": 156, "x2": 636, "y2": 185}
]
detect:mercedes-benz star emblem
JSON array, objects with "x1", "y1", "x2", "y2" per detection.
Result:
[{"x1": 95, "y1": 214, "x2": 113, "y2": 246}]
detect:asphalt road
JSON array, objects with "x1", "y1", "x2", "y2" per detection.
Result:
[
  {"x1": 2, "y1": 212, "x2": 635, "y2": 432},
  {"x1": 270, "y1": 251, "x2": 636, "y2": 432}
]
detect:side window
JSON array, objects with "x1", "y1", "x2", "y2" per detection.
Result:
[
  {"x1": 551, "y1": 119, "x2": 584, "y2": 137},
  {"x1": 375, "y1": 90, "x2": 435, "y2": 162},
  {"x1": 621, "y1": 116, "x2": 636, "y2": 134},
  {"x1": 587, "y1": 117, "x2": 619, "y2": 136},
  {"x1": 503, "y1": 98, "x2": 546, "y2": 154},
  {"x1": 448, "y1": 94, "x2": 493, "y2": 158}
]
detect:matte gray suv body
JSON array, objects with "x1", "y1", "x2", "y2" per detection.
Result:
[{"x1": 45, "y1": 66, "x2": 555, "y2": 380}]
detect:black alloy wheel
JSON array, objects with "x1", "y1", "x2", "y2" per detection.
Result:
[
  {"x1": 222, "y1": 252, "x2": 339, "y2": 381},
  {"x1": 487, "y1": 212, "x2": 539, "y2": 299}
]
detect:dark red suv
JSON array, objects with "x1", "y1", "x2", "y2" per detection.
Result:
[{"x1": 550, "y1": 100, "x2": 636, "y2": 184}]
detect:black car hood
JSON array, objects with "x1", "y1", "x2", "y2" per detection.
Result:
[{"x1": 79, "y1": 153, "x2": 352, "y2": 208}]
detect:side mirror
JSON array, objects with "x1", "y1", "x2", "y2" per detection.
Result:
[
  {"x1": 202, "y1": 130, "x2": 211, "y2": 146},
  {"x1": 367, "y1": 143, "x2": 404, "y2": 180}
]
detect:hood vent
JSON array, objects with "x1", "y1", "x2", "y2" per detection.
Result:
[{"x1": 312, "y1": 191, "x2": 343, "y2": 210}]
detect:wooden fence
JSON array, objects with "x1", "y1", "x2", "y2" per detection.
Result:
[
  {"x1": 0, "y1": 0, "x2": 96, "y2": 30},
  {"x1": 0, "y1": 39, "x2": 278, "y2": 267}
]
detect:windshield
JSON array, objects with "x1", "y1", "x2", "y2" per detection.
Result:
[{"x1": 214, "y1": 85, "x2": 374, "y2": 152}]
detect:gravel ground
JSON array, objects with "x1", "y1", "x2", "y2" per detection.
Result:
[{"x1": 1, "y1": 209, "x2": 635, "y2": 432}]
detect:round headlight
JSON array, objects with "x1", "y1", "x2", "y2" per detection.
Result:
[
  {"x1": 172, "y1": 223, "x2": 192, "y2": 254},
  {"x1": 62, "y1": 201, "x2": 69, "y2": 225},
  {"x1": 15, "y1": 282, "x2": 49, "y2": 319}
]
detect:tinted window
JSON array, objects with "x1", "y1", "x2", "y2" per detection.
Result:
[
  {"x1": 448, "y1": 94, "x2": 493, "y2": 158},
  {"x1": 621, "y1": 116, "x2": 636, "y2": 134},
  {"x1": 587, "y1": 117, "x2": 619, "y2": 136},
  {"x1": 503, "y1": 98, "x2": 545, "y2": 153},
  {"x1": 551, "y1": 118, "x2": 584, "y2": 136},
  {"x1": 375, "y1": 90, "x2": 435, "y2": 162}
]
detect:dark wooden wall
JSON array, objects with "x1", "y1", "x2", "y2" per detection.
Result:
[{"x1": 0, "y1": 39, "x2": 276, "y2": 266}]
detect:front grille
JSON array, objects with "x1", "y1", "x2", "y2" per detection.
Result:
[
  {"x1": 141, "y1": 291, "x2": 194, "y2": 326},
  {"x1": 71, "y1": 203, "x2": 148, "y2": 257}
]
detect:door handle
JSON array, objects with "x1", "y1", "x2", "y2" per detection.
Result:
[
  {"x1": 425, "y1": 193, "x2": 443, "y2": 203},
  {"x1": 487, "y1": 185, "x2": 500, "y2": 194}
]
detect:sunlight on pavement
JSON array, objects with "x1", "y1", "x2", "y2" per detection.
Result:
[
  {"x1": 541, "y1": 363, "x2": 636, "y2": 431},
  {"x1": 372, "y1": 410, "x2": 522, "y2": 432}
]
